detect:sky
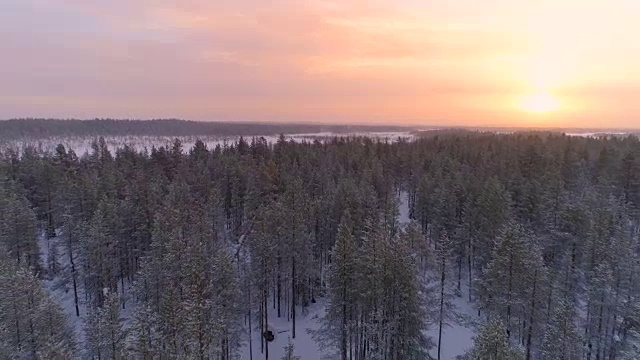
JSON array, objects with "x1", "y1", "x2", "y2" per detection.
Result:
[{"x1": 1, "y1": 0, "x2": 639, "y2": 128}]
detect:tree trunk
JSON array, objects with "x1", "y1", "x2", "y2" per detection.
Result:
[
  {"x1": 506, "y1": 255, "x2": 513, "y2": 339},
  {"x1": 249, "y1": 282, "x2": 253, "y2": 360},
  {"x1": 526, "y1": 269, "x2": 537, "y2": 360},
  {"x1": 438, "y1": 260, "x2": 446, "y2": 360},
  {"x1": 467, "y1": 237, "x2": 473, "y2": 303},
  {"x1": 292, "y1": 257, "x2": 296, "y2": 339},
  {"x1": 457, "y1": 257, "x2": 462, "y2": 296},
  {"x1": 277, "y1": 256, "x2": 282, "y2": 318},
  {"x1": 68, "y1": 235, "x2": 80, "y2": 317},
  {"x1": 586, "y1": 304, "x2": 592, "y2": 360},
  {"x1": 596, "y1": 301, "x2": 604, "y2": 360},
  {"x1": 120, "y1": 267, "x2": 126, "y2": 309},
  {"x1": 265, "y1": 285, "x2": 269, "y2": 360},
  {"x1": 342, "y1": 281, "x2": 348, "y2": 360},
  {"x1": 14, "y1": 301, "x2": 21, "y2": 351},
  {"x1": 260, "y1": 278, "x2": 264, "y2": 354}
]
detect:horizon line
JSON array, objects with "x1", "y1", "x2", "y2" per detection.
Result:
[{"x1": 3, "y1": 117, "x2": 640, "y2": 132}]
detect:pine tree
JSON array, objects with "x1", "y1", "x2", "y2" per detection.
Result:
[
  {"x1": 281, "y1": 338, "x2": 301, "y2": 360},
  {"x1": 358, "y1": 220, "x2": 387, "y2": 360},
  {"x1": 0, "y1": 246, "x2": 76, "y2": 358},
  {"x1": 131, "y1": 181, "x2": 191, "y2": 357},
  {"x1": 405, "y1": 220, "x2": 428, "y2": 271},
  {"x1": 84, "y1": 300, "x2": 103, "y2": 359},
  {"x1": 210, "y1": 246, "x2": 244, "y2": 359},
  {"x1": 584, "y1": 262, "x2": 614, "y2": 360},
  {"x1": 249, "y1": 203, "x2": 276, "y2": 359},
  {"x1": 181, "y1": 235, "x2": 217, "y2": 358},
  {"x1": 130, "y1": 178, "x2": 244, "y2": 359},
  {"x1": 463, "y1": 178, "x2": 511, "y2": 301},
  {"x1": 464, "y1": 319, "x2": 524, "y2": 360},
  {"x1": 35, "y1": 295, "x2": 77, "y2": 359},
  {"x1": 126, "y1": 304, "x2": 161, "y2": 358},
  {"x1": 281, "y1": 178, "x2": 314, "y2": 339},
  {"x1": 387, "y1": 232, "x2": 432, "y2": 359},
  {"x1": 319, "y1": 211, "x2": 358, "y2": 360},
  {"x1": 82, "y1": 198, "x2": 119, "y2": 308},
  {"x1": 477, "y1": 222, "x2": 544, "y2": 341},
  {"x1": 435, "y1": 230, "x2": 457, "y2": 360},
  {"x1": 58, "y1": 212, "x2": 84, "y2": 317},
  {"x1": 103, "y1": 290, "x2": 127, "y2": 359},
  {"x1": 84, "y1": 288, "x2": 126, "y2": 359},
  {"x1": 541, "y1": 296, "x2": 582, "y2": 360},
  {"x1": 0, "y1": 184, "x2": 40, "y2": 271}
]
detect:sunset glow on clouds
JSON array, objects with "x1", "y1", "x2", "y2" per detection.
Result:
[{"x1": 1, "y1": 0, "x2": 639, "y2": 128}]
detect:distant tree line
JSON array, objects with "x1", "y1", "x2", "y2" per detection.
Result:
[
  {"x1": 0, "y1": 131, "x2": 638, "y2": 359},
  {"x1": 0, "y1": 119, "x2": 413, "y2": 140}
]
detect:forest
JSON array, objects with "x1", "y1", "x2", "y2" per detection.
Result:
[{"x1": 0, "y1": 131, "x2": 639, "y2": 359}]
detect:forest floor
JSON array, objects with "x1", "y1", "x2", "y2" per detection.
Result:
[
  {"x1": 239, "y1": 299, "x2": 327, "y2": 360},
  {"x1": 424, "y1": 285, "x2": 477, "y2": 359},
  {"x1": 38, "y1": 234, "x2": 89, "y2": 346}
]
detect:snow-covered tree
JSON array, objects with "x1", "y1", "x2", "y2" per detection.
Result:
[
  {"x1": 281, "y1": 338, "x2": 301, "y2": 360},
  {"x1": 463, "y1": 319, "x2": 524, "y2": 360},
  {"x1": 318, "y1": 211, "x2": 358, "y2": 360},
  {"x1": 0, "y1": 247, "x2": 76, "y2": 358},
  {"x1": 462, "y1": 178, "x2": 512, "y2": 300},
  {"x1": 82, "y1": 199, "x2": 119, "y2": 308},
  {"x1": 477, "y1": 222, "x2": 546, "y2": 344},
  {"x1": 541, "y1": 296, "x2": 582, "y2": 360},
  {"x1": 386, "y1": 232, "x2": 433, "y2": 360},
  {"x1": 126, "y1": 304, "x2": 161, "y2": 358},
  {"x1": 434, "y1": 230, "x2": 457, "y2": 360},
  {"x1": 84, "y1": 288, "x2": 126, "y2": 359},
  {"x1": 0, "y1": 184, "x2": 40, "y2": 271}
]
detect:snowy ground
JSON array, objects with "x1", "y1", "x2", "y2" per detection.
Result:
[
  {"x1": 398, "y1": 190, "x2": 412, "y2": 225},
  {"x1": 239, "y1": 300, "x2": 328, "y2": 360},
  {"x1": 38, "y1": 233, "x2": 89, "y2": 345},
  {"x1": 398, "y1": 192, "x2": 477, "y2": 359},
  {"x1": 4, "y1": 132, "x2": 415, "y2": 156},
  {"x1": 37, "y1": 232, "x2": 133, "y2": 352},
  {"x1": 424, "y1": 286, "x2": 477, "y2": 359}
]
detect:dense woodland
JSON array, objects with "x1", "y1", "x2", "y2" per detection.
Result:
[{"x1": 0, "y1": 131, "x2": 639, "y2": 359}]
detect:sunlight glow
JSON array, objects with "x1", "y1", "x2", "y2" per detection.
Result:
[{"x1": 520, "y1": 91, "x2": 560, "y2": 114}]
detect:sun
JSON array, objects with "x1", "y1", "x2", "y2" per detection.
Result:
[{"x1": 520, "y1": 91, "x2": 560, "y2": 114}]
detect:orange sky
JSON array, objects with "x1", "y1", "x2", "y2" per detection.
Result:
[{"x1": 1, "y1": 0, "x2": 639, "y2": 128}]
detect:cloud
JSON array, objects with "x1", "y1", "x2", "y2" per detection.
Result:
[{"x1": 1, "y1": 0, "x2": 639, "y2": 127}]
